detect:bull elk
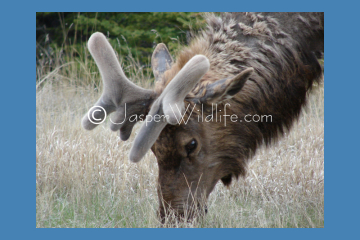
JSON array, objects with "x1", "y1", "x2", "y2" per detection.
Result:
[{"x1": 81, "y1": 13, "x2": 324, "y2": 222}]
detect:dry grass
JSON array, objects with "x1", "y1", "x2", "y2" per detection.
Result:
[{"x1": 36, "y1": 39, "x2": 324, "y2": 228}]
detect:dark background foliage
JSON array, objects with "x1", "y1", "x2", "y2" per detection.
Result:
[{"x1": 36, "y1": 12, "x2": 205, "y2": 65}]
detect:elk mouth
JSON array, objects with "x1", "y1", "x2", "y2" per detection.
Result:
[{"x1": 158, "y1": 202, "x2": 208, "y2": 224}]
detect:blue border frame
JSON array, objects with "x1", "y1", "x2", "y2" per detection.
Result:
[{"x1": 3, "y1": 0, "x2": 359, "y2": 239}]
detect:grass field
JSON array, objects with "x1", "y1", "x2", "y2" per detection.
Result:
[{"x1": 36, "y1": 39, "x2": 324, "y2": 228}]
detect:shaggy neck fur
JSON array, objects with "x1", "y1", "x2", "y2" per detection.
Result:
[{"x1": 155, "y1": 12, "x2": 324, "y2": 185}]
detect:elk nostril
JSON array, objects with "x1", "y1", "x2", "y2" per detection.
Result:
[
  {"x1": 197, "y1": 203, "x2": 208, "y2": 214},
  {"x1": 158, "y1": 208, "x2": 166, "y2": 224}
]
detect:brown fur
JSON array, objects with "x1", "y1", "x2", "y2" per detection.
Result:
[{"x1": 151, "y1": 12, "x2": 323, "y2": 220}]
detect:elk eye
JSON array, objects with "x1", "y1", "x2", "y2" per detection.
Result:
[{"x1": 185, "y1": 139, "x2": 197, "y2": 155}]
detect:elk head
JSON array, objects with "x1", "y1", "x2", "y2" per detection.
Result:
[{"x1": 82, "y1": 32, "x2": 253, "y2": 222}]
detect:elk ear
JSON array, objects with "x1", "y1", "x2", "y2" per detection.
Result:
[
  {"x1": 151, "y1": 43, "x2": 173, "y2": 81},
  {"x1": 200, "y1": 67, "x2": 254, "y2": 104}
]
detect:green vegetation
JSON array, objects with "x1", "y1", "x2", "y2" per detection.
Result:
[
  {"x1": 36, "y1": 13, "x2": 205, "y2": 89},
  {"x1": 36, "y1": 13, "x2": 205, "y2": 81}
]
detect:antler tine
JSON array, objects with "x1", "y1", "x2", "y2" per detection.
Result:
[
  {"x1": 129, "y1": 55, "x2": 210, "y2": 162},
  {"x1": 88, "y1": 32, "x2": 129, "y2": 92},
  {"x1": 162, "y1": 55, "x2": 210, "y2": 125},
  {"x1": 81, "y1": 32, "x2": 155, "y2": 140}
]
